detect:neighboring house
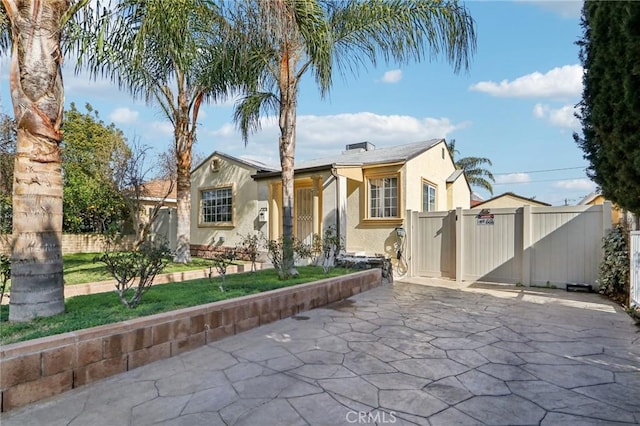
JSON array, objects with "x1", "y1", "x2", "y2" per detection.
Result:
[
  {"x1": 137, "y1": 179, "x2": 178, "y2": 249},
  {"x1": 579, "y1": 191, "x2": 634, "y2": 226},
  {"x1": 190, "y1": 153, "x2": 278, "y2": 255},
  {"x1": 472, "y1": 192, "x2": 550, "y2": 209},
  {"x1": 470, "y1": 192, "x2": 485, "y2": 208},
  {"x1": 190, "y1": 139, "x2": 470, "y2": 261}
]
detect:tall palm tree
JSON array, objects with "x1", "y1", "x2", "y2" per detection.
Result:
[
  {"x1": 232, "y1": 0, "x2": 476, "y2": 278},
  {"x1": 72, "y1": 0, "x2": 244, "y2": 263},
  {"x1": 448, "y1": 139, "x2": 495, "y2": 195},
  {"x1": 1, "y1": 0, "x2": 88, "y2": 321}
]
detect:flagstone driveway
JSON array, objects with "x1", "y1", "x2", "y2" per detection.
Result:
[{"x1": 2, "y1": 278, "x2": 639, "y2": 425}]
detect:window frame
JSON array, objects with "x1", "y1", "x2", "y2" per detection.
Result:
[
  {"x1": 363, "y1": 166, "x2": 403, "y2": 224},
  {"x1": 198, "y1": 183, "x2": 235, "y2": 228},
  {"x1": 422, "y1": 179, "x2": 437, "y2": 212}
]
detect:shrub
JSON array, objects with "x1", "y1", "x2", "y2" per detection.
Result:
[
  {"x1": 95, "y1": 240, "x2": 171, "y2": 308},
  {"x1": 238, "y1": 232, "x2": 260, "y2": 272},
  {"x1": 263, "y1": 236, "x2": 313, "y2": 280},
  {"x1": 315, "y1": 226, "x2": 345, "y2": 274},
  {"x1": 210, "y1": 249, "x2": 236, "y2": 292},
  {"x1": 598, "y1": 224, "x2": 630, "y2": 305},
  {"x1": 0, "y1": 254, "x2": 9, "y2": 306}
]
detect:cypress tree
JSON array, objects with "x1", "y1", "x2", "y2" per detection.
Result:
[{"x1": 574, "y1": 1, "x2": 640, "y2": 215}]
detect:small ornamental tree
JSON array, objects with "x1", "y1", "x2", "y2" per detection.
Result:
[
  {"x1": 319, "y1": 226, "x2": 344, "y2": 274},
  {"x1": 238, "y1": 233, "x2": 260, "y2": 272},
  {"x1": 210, "y1": 249, "x2": 236, "y2": 292},
  {"x1": 95, "y1": 240, "x2": 171, "y2": 309},
  {"x1": 263, "y1": 236, "x2": 313, "y2": 280}
]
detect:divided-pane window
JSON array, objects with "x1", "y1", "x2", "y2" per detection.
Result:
[
  {"x1": 422, "y1": 182, "x2": 436, "y2": 212},
  {"x1": 369, "y1": 177, "x2": 398, "y2": 218},
  {"x1": 201, "y1": 187, "x2": 232, "y2": 224}
]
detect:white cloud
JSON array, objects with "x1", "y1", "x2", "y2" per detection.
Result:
[
  {"x1": 151, "y1": 121, "x2": 174, "y2": 137},
  {"x1": 495, "y1": 173, "x2": 531, "y2": 184},
  {"x1": 469, "y1": 65, "x2": 583, "y2": 98},
  {"x1": 109, "y1": 107, "x2": 139, "y2": 124},
  {"x1": 522, "y1": 0, "x2": 583, "y2": 19},
  {"x1": 207, "y1": 112, "x2": 469, "y2": 163},
  {"x1": 533, "y1": 103, "x2": 579, "y2": 129},
  {"x1": 381, "y1": 69, "x2": 403, "y2": 84},
  {"x1": 553, "y1": 178, "x2": 596, "y2": 191}
]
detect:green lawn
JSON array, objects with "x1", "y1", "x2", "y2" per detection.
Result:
[
  {"x1": 0, "y1": 266, "x2": 350, "y2": 345},
  {"x1": 63, "y1": 253, "x2": 217, "y2": 285}
]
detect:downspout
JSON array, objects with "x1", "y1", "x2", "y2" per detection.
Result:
[{"x1": 330, "y1": 167, "x2": 341, "y2": 246}]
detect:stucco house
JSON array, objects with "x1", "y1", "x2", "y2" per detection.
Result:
[
  {"x1": 189, "y1": 139, "x2": 470, "y2": 261},
  {"x1": 136, "y1": 179, "x2": 178, "y2": 249},
  {"x1": 473, "y1": 192, "x2": 550, "y2": 209},
  {"x1": 579, "y1": 191, "x2": 635, "y2": 226}
]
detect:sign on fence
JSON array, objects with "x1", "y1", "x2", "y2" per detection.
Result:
[
  {"x1": 476, "y1": 210, "x2": 495, "y2": 226},
  {"x1": 631, "y1": 231, "x2": 640, "y2": 307}
]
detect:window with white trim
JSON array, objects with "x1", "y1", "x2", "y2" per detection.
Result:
[
  {"x1": 369, "y1": 176, "x2": 398, "y2": 218},
  {"x1": 201, "y1": 187, "x2": 233, "y2": 224},
  {"x1": 422, "y1": 181, "x2": 436, "y2": 212}
]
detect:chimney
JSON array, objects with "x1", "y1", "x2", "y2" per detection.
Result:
[{"x1": 344, "y1": 141, "x2": 375, "y2": 153}]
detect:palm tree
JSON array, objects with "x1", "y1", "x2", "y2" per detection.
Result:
[
  {"x1": 1, "y1": 0, "x2": 89, "y2": 321},
  {"x1": 232, "y1": 0, "x2": 476, "y2": 278},
  {"x1": 448, "y1": 139, "x2": 495, "y2": 195},
  {"x1": 72, "y1": 0, "x2": 244, "y2": 263}
]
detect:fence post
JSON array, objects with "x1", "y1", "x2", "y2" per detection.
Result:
[
  {"x1": 521, "y1": 205, "x2": 532, "y2": 287},
  {"x1": 405, "y1": 210, "x2": 413, "y2": 277},
  {"x1": 455, "y1": 207, "x2": 463, "y2": 282}
]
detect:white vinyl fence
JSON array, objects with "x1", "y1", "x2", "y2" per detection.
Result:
[
  {"x1": 631, "y1": 231, "x2": 640, "y2": 307},
  {"x1": 406, "y1": 203, "x2": 612, "y2": 288}
]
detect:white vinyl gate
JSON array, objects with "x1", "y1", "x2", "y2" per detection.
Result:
[
  {"x1": 408, "y1": 204, "x2": 612, "y2": 288},
  {"x1": 631, "y1": 231, "x2": 640, "y2": 307}
]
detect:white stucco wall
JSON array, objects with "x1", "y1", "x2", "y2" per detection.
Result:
[
  {"x1": 447, "y1": 177, "x2": 471, "y2": 210},
  {"x1": 404, "y1": 141, "x2": 461, "y2": 212},
  {"x1": 190, "y1": 155, "x2": 265, "y2": 248},
  {"x1": 344, "y1": 141, "x2": 468, "y2": 269}
]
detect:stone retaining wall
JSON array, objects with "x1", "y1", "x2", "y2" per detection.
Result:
[{"x1": 0, "y1": 269, "x2": 381, "y2": 412}]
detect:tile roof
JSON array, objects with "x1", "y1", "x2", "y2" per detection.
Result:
[{"x1": 140, "y1": 179, "x2": 176, "y2": 200}]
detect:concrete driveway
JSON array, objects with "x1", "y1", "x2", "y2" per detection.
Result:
[{"x1": 2, "y1": 278, "x2": 639, "y2": 425}]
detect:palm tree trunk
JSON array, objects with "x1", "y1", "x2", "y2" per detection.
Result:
[
  {"x1": 5, "y1": 0, "x2": 67, "y2": 321},
  {"x1": 173, "y1": 114, "x2": 192, "y2": 263},
  {"x1": 279, "y1": 46, "x2": 298, "y2": 277}
]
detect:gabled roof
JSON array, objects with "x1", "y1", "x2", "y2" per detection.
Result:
[
  {"x1": 473, "y1": 192, "x2": 551, "y2": 208},
  {"x1": 446, "y1": 169, "x2": 464, "y2": 184},
  {"x1": 578, "y1": 191, "x2": 601, "y2": 205},
  {"x1": 192, "y1": 151, "x2": 279, "y2": 174},
  {"x1": 140, "y1": 179, "x2": 176, "y2": 200},
  {"x1": 297, "y1": 139, "x2": 444, "y2": 169},
  {"x1": 253, "y1": 139, "x2": 445, "y2": 178}
]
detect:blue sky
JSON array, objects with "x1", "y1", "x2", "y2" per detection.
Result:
[{"x1": 0, "y1": 0, "x2": 591, "y2": 206}]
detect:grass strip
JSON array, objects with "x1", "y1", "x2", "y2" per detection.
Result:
[
  {"x1": 0, "y1": 266, "x2": 351, "y2": 345},
  {"x1": 62, "y1": 253, "x2": 217, "y2": 285}
]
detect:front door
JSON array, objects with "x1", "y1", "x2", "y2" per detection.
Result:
[{"x1": 295, "y1": 187, "x2": 314, "y2": 246}]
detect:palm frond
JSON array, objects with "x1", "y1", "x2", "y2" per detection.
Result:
[
  {"x1": 234, "y1": 91, "x2": 280, "y2": 145},
  {"x1": 329, "y1": 0, "x2": 476, "y2": 79}
]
